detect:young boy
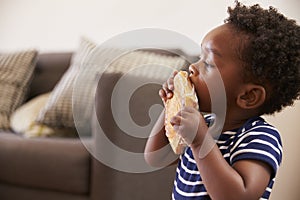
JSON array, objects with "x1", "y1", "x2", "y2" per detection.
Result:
[{"x1": 145, "y1": 2, "x2": 300, "y2": 200}]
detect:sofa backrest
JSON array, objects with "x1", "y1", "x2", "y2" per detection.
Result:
[{"x1": 27, "y1": 52, "x2": 72, "y2": 100}]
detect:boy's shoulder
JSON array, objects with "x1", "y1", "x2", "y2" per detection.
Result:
[
  {"x1": 204, "y1": 114, "x2": 281, "y2": 139},
  {"x1": 231, "y1": 116, "x2": 283, "y2": 159},
  {"x1": 237, "y1": 116, "x2": 280, "y2": 137}
]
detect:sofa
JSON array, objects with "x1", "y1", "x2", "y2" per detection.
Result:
[{"x1": 0, "y1": 48, "x2": 195, "y2": 200}]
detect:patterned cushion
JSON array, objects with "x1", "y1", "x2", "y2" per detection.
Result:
[
  {"x1": 0, "y1": 49, "x2": 38, "y2": 130},
  {"x1": 71, "y1": 49, "x2": 189, "y2": 137},
  {"x1": 10, "y1": 92, "x2": 76, "y2": 137},
  {"x1": 37, "y1": 41, "x2": 189, "y2": 128},
  {"x1": 105, "y1": 50, "x2": 188, "y2": 79},
  {"x1": 35, "y1": 37, "x2": 96, "y2": 128}
]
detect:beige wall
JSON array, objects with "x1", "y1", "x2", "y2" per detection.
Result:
[
  {"x1": 0, "y1": 0, "x2": 299, "y2": 199},
  {"x1": 0, "y1": 0, "x2": 299, "y2": 53},
  {"x1": 264, "y1": 100, "x2": 300, "y2": 200}
]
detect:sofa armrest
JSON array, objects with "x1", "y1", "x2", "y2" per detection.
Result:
[
  {"x1": 0, "y1": 133, "x2": 91, "y2": 195},
  {"x1": 90, "y1": 156, "x2": 176, "y2": 200},
  {"x1": 89, "y1": 72, "x2": 176, "y2": 200}
]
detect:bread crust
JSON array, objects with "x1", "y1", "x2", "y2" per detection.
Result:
[{"x1": 164, "y1": 71, "x2": 199, "y2": 154}]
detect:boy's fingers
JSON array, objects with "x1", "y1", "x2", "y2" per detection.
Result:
[
  {"x1": 167, "y1": 78, "x2": 174, "y2": 90},
  {"x1": 162, "y1": 82, "x2": 173, "y2": 99},
  {"x1": 164, "y1": 70, "x2": 177, "y2": 91},
  {"x1": 167, "y1": 92, "x2": 173, "y2": 98},
  {"x1": 172, "y1": 70, "x2": 178, "y2": 77},
  {"x1": 162, "y1": 82, "x2": 168, "y2": 91},
  {"x1": 159, "y1": 89, "x2": 166, "y2": 99},
  {"x1": 162, "y1": 82, "x2": 170, "y2": 93},
  {"x1": 182, "y1": 106, "x2": 196, "y2": 113},
  {"x1": 170, "y1": 115, "x2": 181, "y2": 125},
  {"x1": 159, "y1": 89, "x2": 171, "y2": 103},
  {"x1": 161, "y1": 71, "x2": 180, "y2": 104}
]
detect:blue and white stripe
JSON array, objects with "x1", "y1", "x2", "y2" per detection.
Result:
[{"x1": 172, "y1": 116, "x2": 282, "y2": 200}]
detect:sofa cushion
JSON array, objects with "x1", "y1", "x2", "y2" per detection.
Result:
[
  {"x1": 0, "y1": 183, "x2": 89, "y2": 200},
  {"x1": 0, "y1": 49, "x2": 38, "y2": 130},
  {"x1": 10, "y1": 93, "x2": 77, "y2": 138},
  {"x1": 0, "y1": 133, "x2": 91, "y2": 195},
  {"x1": 36, "y1": 37, "x2": 96, "y2": 128}
]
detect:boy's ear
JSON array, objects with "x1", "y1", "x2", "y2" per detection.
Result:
[{"x1": 237, "y1": 84, "x2": 266, "y2": 110}]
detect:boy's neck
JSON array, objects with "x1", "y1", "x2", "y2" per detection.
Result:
[{"x1": 218, "y1": 109, "x2": 260, "y2": 132}]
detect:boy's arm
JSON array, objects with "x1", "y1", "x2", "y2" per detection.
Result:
[
  {"x1": 145, "y1": 70, "x2": 179, "y2": 167},
  {"x1": 191, "y1": 141, "x2": 272, "y2": 200},
  {"x1": 171, "y1": 107, "x2": 272, "y2": 199},
  {"x1": 144, "y1": 110, "x2": 178, "y2": 167}
]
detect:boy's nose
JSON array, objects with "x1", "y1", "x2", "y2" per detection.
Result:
[{"x1": 189, "y1": 63, "x2": 199, "y2": 76}]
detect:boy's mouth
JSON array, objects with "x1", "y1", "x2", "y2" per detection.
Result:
[{"x1": 187, "y1": 76, "x2": 201, "y2": 110}]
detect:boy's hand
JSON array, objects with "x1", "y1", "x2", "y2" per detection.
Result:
[
  {"x1": 170, "y1": 106, "x2": 208, "y2": 148},
  {"x1": 159, "y1": 71, "x2": 178, "y2": 103}
]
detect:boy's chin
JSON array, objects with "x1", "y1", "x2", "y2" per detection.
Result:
[
  {"x1": 199, "y1": 106, "x2": 211, "y2": 114},
  {"x1": 198, "y1": 100, "x2": 212, "y2": 113}
]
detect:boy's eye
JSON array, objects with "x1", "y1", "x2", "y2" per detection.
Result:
[
  {"x1": 204, "y1": 61, "x2": 214, "y2": 68},
  {"x1": 198, "y1": 55, "x2": 215, "y2": 70}
]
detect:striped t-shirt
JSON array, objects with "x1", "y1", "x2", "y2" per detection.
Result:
[{"x1": 172, "y1": 116, "x2": 283, "y2": 200}]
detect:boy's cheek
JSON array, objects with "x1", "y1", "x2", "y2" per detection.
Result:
[{"x1": 194, "y1": 83, "x2": 211, "y2": 112}]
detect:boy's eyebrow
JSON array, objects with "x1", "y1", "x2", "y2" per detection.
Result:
[
  {"x1": 206, "y1": 47, "x2": 223, "y2": 57},
  {"x1": 200, "y1": 43, "x2": 223, "y2": 57}
]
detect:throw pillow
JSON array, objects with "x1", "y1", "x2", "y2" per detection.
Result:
[
  {"x1": 10, "y1": 92, "x2": 77, "y2": 138},
  {"x1": 36, "y1": 41, "x2": 189, "y2": 129},
  {"x1": 0, "y1": 49, "x2": 38, "y2": 130},
  {"x1": 35, "y1": 37, "x2": 96, "y2": 128},
  {"x1": 105, "y1": 49, "x2": 189, "y2": 80}
]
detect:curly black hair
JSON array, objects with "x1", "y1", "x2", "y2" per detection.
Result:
[{"x1": 225, "y1": 1, "x2": 300, "y2": 114}]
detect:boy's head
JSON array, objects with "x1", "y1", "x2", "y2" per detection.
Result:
[
  {"x1": 225, "y1": 1, "x2": 300, "y2": 115},
  {"x1": 189, "y1": 1, "x2": 300, "y2": 119}
]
